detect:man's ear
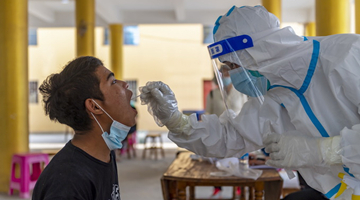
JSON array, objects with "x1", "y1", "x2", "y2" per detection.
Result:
[{"x1": 85, "y1": 99, "x2": 103, "y2": 114}]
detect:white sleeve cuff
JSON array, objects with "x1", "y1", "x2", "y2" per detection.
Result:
[
  {"x1": 165, "y1": 111, "x2": 191, "y2": 135},
  {"x1": 319, "y1": 135, "x2": 342, "y2": 165}
]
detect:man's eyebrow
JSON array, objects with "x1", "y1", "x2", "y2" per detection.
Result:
[{"x1": 107, "y1": 72, "x2": 115, "y2": 81}]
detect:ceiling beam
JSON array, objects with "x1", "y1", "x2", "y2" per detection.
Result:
[
  {"x1": 28, "y1": 2, "x2": 55, "y2": 23},
  {"x1": 173, "y1": 0, "x2": 185, "y2": 22},
  {"x1": 96, "y1": 1, "x2": 123, "y2": 24},
  {"x1": 282, "y1": 8, "x2": 310, "y2": 23},
  {"x1": 123, "y1": 10, "x2": 227, "y2": 25}
]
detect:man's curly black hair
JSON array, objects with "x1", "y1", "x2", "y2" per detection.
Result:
[{"x1": 39, "y1": 56, "x2": 104, "y2": 132}]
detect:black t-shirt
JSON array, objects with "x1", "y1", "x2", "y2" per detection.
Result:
[{"x1": 32, "y1": 141, "x2": 120, "y2": 200}]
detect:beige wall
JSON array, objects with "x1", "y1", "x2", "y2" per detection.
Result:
[
  {"x1": 29, "y1": 28, "x2": 76, "y2": 133},
  {"x1": 29, "y1": 24, "x2": 213, "y2": 133}
]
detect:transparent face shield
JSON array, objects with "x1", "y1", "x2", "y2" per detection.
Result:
[{"x1": 208, "y1": 35, "x2": 266, "y2": 113}]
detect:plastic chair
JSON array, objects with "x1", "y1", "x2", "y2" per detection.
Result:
[{"x1": 9, "y1": 153, "x2": 49, "y2": 198}]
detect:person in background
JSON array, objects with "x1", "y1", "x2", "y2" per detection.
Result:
[
  {"x1": 205, "y1": 65, "x2": 247, "y2": 198},
  {"x1": 139, "y1": 5, "x2": 360, "y2": 199},
  {"x1": 32, "y1": 56, "x2": 137, "y2": 200},
  {"x1": 205, "y1": 64, "x2": 247, "y2": 117}
]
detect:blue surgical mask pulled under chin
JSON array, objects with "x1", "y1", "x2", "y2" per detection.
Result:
[
  {"x1": 91, "y1": 100, "x2": 131, "y2": 151},
  {"x1": 228, "y1": 67, "x2": 268, "y2": 97}
]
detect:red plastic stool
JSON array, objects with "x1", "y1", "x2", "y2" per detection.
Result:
[{"x1": 9, "y1": 153, "x2": 49, "y2": 198}]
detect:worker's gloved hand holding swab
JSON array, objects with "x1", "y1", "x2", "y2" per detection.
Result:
[
  {"x1": 139, "y1": 81, "x2": 178, "y2": 126},
  {"x1": 139, "y1": 81, "x2": 190, "y2": 134}
]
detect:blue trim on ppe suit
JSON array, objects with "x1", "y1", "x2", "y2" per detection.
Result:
[
  {"x1": 325, "y1": 184, "x2": 341, "y2": 199},
  {"x1": 226, "y1": 6, "x2": 236, "y2": 16},
  {"x1": 268, "y1": 40, "x2": 351, "y2": 198},
  {"x1": 269, "y1": 40, "x2": 329, "y2": 138}
]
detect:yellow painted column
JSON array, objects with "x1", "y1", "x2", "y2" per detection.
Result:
[
  {"x1": 304, "y1": 22, "x2": 316, "y2": 36},
  {"x1": 75, "y1": 0, "x2": 95, "y2": 56},
  {"x1": 316, "y1": 0, "x2": 350, "y2": 36},
  {"x1": 0, "y1": 0, "x2": 29, "y2": 192},
  {"x1": 355, "y1": 0, "x2": 360, "y2": 34},
  {"x1": 262, "y1": 0, "x2": 282, "y2": 23},
  {"x1": 109, "y1": 24, "x2": 124, "y2": 80}
]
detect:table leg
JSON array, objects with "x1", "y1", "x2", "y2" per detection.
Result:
[
  {"x1": 264, "y1": 180, "x2": 283, "y2": 200},
  {"x1": 177, "y1": 182, "x2": 187, "y2": 200},
  {"x1": 240, "y1": 186, "x2": 246, "y2": 200},
  {"x1": 161, "y1": 178, "x2": 178, "y2": 200},
  {"x1": 254, "y1": 181, "x2": 264, "y2": 200},
  {"x1": 161, "y1": 177, "x2": 169, "y2": 200},
  {"x1": 189, "y1": 186, "x2": 195, "y2": 200},
  {"x1": 169, "y1": 180, "x2": 177, "y2": 200},
  {"x1": 232, "y1": 186, "x2": 236, "y2": 199},
  {"x1": 249, "y1": 186, "x2": 254, "y2": 200}
]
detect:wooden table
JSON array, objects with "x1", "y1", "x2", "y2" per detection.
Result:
[{"x1": 161, "y1": 151, "x2": 283, "y2": 200}]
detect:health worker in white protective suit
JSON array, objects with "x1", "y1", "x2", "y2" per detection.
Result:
[{"x1": 139, "y1": 5, "x2": 360, "y2": 200}]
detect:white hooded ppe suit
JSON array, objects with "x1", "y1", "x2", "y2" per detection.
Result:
[{"x1": 140, "y1": 6, "x2": 360, "y2": 200}]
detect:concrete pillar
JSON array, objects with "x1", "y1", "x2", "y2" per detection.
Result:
[
  {"x1": 355, "y1": 0, "x2": 360, "y2": 34},
  {"x1": 109, "y1": 24, "x2": 124, "y2": 80},
  {"x1": 75, "y1": 0, "x2": 95, "y2": 56},
  {"x1": 262, "y1": 0, "x2": 282, "y2": 23},
  {"x1": 316, "y1": 0, "x2": 350, "y2": 36},
  {"x1": 304, "y1": 22, "x2": 316, "y2": 36},
  {"x1": 0, "y1": 0, "x2": 29, "y2": 192}
]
